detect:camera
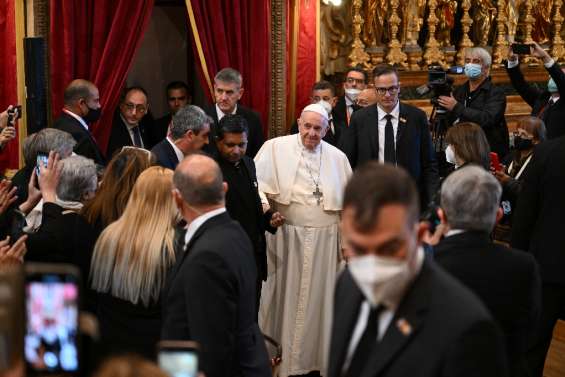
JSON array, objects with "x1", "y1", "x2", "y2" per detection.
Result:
[{"x1": 416, "y1": 66, "x2": 463, "y2": 114}]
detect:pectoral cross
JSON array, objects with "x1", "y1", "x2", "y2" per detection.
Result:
[{"x1": 313, "y1": 185, "x2": 323, "y2": 206}]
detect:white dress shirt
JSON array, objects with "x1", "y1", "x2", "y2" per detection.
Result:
[
  {"x1": 166, "y1": 136, "x2": 185, "y2": 163},
  {"x1": 216, "y1": 103, "x2": 238, "y2": 122},
  {"x1": 376, "y1": 102, "x2": 400, "y2": 163},
  {"x1": 62, "y1": 109, "x2": 89, "y2": 131},
  {"x1": 119, "y1": 114, "x2": 144, "y2": 148},
  {"x1": 184, "y1": 207, "x2": 227, "y2": 248},
  {"x1": 345, "y1": 96, "x2": 354, "y2": 118}
]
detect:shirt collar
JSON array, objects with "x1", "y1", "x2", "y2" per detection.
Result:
[
  {"x1": 62, "y1": 109, "x2": 89, "y2": 130},
  {"x1": 445, "y1": 229, "x2": 467, "y2": 238},
  {"x1": 216, "y1": 103, "x2": 238, "y2": 121},
  {"x1": 377, "y1": 101, "x2": 400, "y2": 121},
  {"x1": 166, "y1": 136, "x2": 185, "y2": 163},
  {"x1": 184, "y1": 207, "x2": 227, "y2": 247}
]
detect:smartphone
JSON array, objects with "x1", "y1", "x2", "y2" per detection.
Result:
[
  {"x1": 490, "y1": 152, "x2": 502, "y2": 171},
  {"x1": 512, "y1": 43, "x2": 531, "y2": 55},
  {"x1": 24, "y1": 263, "x2": 80, "y2": 375},
  {"x1": 0, "y1": 265, "x2": 24, "y2": 373},
  {"x1": 7, "y1": 105, "x2": 22, "y2": 124},
  {"x1": 36, "y1": 153, "x2": 48, "y2": 177},
  {"x1": 158, "y1": 340, "x2": 199, "y2": 377}
]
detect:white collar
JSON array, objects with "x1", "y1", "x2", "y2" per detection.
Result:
[
  {"x1": 445, "y1": 229, "x2": 467, "y2": 238},
  {"x1": 376, "y1": 101, "x2": 400, "y2": 121},
  {"x1": 62, "y1": 109, "x2": 89, "y2": 130},
  {"x1": 184, "y1": 207, "x2": 227, "y2": 248},
  {"x1": 215, "y1": 103, "x2": 238, "y2": 121},
  {"x1": 166, "y1": 136, "x2": 185, "y2": 163}
]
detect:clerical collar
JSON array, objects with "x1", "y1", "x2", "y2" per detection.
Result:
[{"x1": 296, "y1": 133, "x2": 322, "y2": 154}]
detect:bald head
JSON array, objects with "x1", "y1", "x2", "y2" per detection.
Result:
[
  {"x1": 63, "y1": 79, "x2": 98, "y2": 106},
  {"x1": 173, "y1": 154, "x2": 224, "y2": 206},
  {"x1": 356, "y1": 87, "x2": 378, "y2": 107}
]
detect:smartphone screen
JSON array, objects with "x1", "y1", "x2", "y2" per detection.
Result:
[
  {"x1": 512, "y1": 43, "x2": 531, "y2": 55},
  {"x1": 35, "y1": 153, "x2": 48, "y2": 177},
  {"x1": 158, "y1": 341, "x2": 199, "y2": 377},
  {"x1": 24, "y1": 264, "x2": 80, "y2": 374}
]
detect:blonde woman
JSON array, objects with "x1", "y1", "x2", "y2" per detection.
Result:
[{"x1": 90, "y1": 166, "x2": 178, "y2": 359}]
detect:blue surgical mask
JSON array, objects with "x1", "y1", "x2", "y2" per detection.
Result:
[
  {"x1": 548, "y1": 78, "x2": 558, "y2": 93},
  {"x1": 464, "y1": 63, "x2": 483, "y2": 80}
]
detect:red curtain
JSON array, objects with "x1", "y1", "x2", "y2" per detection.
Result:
[
  {"x1": 0, "y1": 0, "x2": 19, "y2": 170},
  {"x1": 188, "y1": 0, "x2": 271, "y2": 136},
  {"x1": 49, "y1": 0, "x2": 154, "y2": 152}
]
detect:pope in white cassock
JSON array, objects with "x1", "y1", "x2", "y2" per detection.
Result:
[{"x1": 254, "y1": 103, "x2": 352, "y2": 377}]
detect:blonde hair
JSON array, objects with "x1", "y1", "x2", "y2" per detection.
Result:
[{"x1": 90, "y1": 166, "x2": 178, "y2": 307}]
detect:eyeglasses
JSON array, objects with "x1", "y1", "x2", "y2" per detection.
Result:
[
  {"x1": 124, "y1": 103, "x2": 147, "y2": 114},
  {"x1": 346, "y1": 77, "x2": 366, "y2": 85},
  {"x1": 375, "y1": 86, "x2": 400, "y2": 95}
]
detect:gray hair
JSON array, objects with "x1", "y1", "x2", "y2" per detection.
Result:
[
  {"x1": 465, "y1": 47, "x2": 492, "y2": 68},
  {"x1": 214, "y1": 68, "x2": 242, "y2": 87},
  {"x1": 57, "y1": 155, "x2": 98, "y2": 202},
  {"x1": 440, "y1": 165, "x2": 502, "y2": 232},
  {"x1": 23, "y1": 129, "x2": 77, "y2": 166},
  {"x1": 170, "y1": 105, "x2": 212, "y2": 141}
]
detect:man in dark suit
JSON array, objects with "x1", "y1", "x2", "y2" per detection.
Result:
[
  {"x1": 339, "y1": 64, "x2": 439, "y2": 207},
  {"x1": 52, "y1": 79, "x2": 105, "y2": 165},
  {"x1": 214, "y1": 114, "x2": 285, "y2": 309},
  {"x1": 151, "y1": 105, "x2": 211, "y2": 170},
  {"x1": 334, "y1": 66, "x2": 368, "y2": 127},
  {"x1": 506, "y1": 42, "x2": 565, "y2": 140},
  {"x1": 152, "y1": 81, "x2": 191, "y2": 145},
  {"x1": 329, "y1": 162, "x2": 508, "y2": 377},
  {"x1": 511, "y1": 135, "x2": 565, "y2": 377},
  {"x1": 434, "y1": 165, "x2": 541, "y2": 377},
  {"x1": 163, "y1": 154, "x2": 271, "y2": 377},
  {"x1": 203, "y1": 68, "x2": 264, "y2": 158},
  {"x1": 106, "y1": 87, "x2": 153, "y2": 159},
  {"x1": 439, "y1": 47, "x2": 509, "y2": 157},
  {"x1": 289, "y1": 80, "x2": 346, "y2": 146}
]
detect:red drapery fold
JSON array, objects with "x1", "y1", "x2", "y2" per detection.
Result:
[
  {"x1": 187, "y1": 0, "x2": 271, "y2": 136},
  {"x1": 49, "y1": 0, "x2": 154, "y2": 153},
  {"x1": 0, "y1": 0, "x2": 20, "y2": 171}
]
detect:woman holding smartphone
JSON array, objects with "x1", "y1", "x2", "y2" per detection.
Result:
[{"x1": 90, "y1": 166, "x2": 179, "y2": 359}]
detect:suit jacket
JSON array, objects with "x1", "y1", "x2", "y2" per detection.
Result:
[
  {"x1": 334, "y1": 95, "x2": 349, "y2": 126},
  {"x1": 506, "y1": 61, "x2": 565, "y2": 139},
  {"x1": 151, "y1": 139, "x2": 180, "y2": 170},
  {"x1": 52, "y1": 113, "x2": 106, "y2": 165},
  {"x1": 203, "y1": 104, "x2": 265, "y2": 158},
  {"x1": 161, "y1": 212, "x2": 271, "y2": 377},
  {"x1": 434, "y1": 231, "x2": 541, "y2": 377},
  {"x1": 339, "y1": 102, "x2": 439, "y2": 207},
  {"x1": 511, "y1": 136, "x2": 565, "y2": 284},
  {"x1": 328, "y1": 258, "x2": 508, "y2": 377},
  {"x1": 289, "y1": 116, "x2": 345, "y2": 147},
  {"x1": 106, "y1": 111, "x2": 152, "y2": 159},
  {"x1": 151, "y1": 113, "x2": 172, "y2": 146},
  {"x1": 217, "y1": 156, "x2": 275, "y2": 281},
  {"x1": 448, "y1": 77, "x2": 509, "y2": 157}
]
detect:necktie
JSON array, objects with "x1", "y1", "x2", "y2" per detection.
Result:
[
  {"x1": 346, "y1": 305, "x2": 383, "y2": 377},
  {"x1": 384, "y1": 114, "x2": 396, "y2": 164},
  {"x1": 131, "y1": 126, "x2": 143, "y2": 147}
]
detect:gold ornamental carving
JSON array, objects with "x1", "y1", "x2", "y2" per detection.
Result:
[
  {"x1": 551, "y1": 0, "x2": 565, "y2": 62},
  {"x1": 385, "y1": 0, "x2": 408, "y2": 66},
  {"x1": 456, "y1": 0, "x2": 474, "y2": 66},
  {"x1": 348, "y1": 0, "x2": 371, "y2": 68},
  {"x1": 493, "y1": 0, "x2": 509, "y2": 66},
  {"x1": 423, "y1": 0, "x2": 446, "y2": 67}
]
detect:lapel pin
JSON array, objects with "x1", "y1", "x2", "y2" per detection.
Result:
[
  {"x1": 399, "y1": 117, "x2": 407, "y2": 123},
  {"x1": 396, "y1": 318, "x2": 412, "y2": 336}
]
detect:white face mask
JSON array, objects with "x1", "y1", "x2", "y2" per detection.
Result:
[
  {"x1": 345, "y1": 88, "x2": 361, "y2": 102},
  {"x1": 348, "y1": 251, "x2": 419, "y2": 307},
  {"x1": 316, "y1": 100, "x2": 333, "y2": 116},
  {"x1": 445, "y1": 145, "x2": 458, "y2": 166}
]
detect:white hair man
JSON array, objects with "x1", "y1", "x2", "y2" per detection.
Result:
[{"x1": 254, "y1": 103, "x2": 352, "y2": 377}]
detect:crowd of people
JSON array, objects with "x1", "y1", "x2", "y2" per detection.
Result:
[{"x1": 0, "y1": 43, "x2": 564, "y2": 377}]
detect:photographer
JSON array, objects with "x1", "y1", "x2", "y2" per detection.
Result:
[
  {"x1": 506, "y1": 42, "x2": 565, "y2": 140},
  {"x1": 438, "y1": 47, "x2": 509, "y2": 158}
]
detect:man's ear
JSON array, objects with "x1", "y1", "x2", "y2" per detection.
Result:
[
  {"x1": 416, "y1": 220, "x2": 429, "y2": 245},
  {"x1": 172, "y1": 188, "x2": 184, "y2": 211},
  {"x1": 330, "y1": 96, "x2": 338, "y2": 107},
  {"x1": 237, "y1": 87, "x2": 244, "y2": 100},
  {"x1": 222, "y1": 181, "x2": 229, "y2": 194}
]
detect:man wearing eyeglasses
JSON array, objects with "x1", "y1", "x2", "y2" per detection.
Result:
[
  {"x1": 335, "y1": 67, "x2": 368, "y2": 127},
  {"x1": 340, "y1": 64, "x2": 439, "y2": 209},
  {"x1": 106, "y1": 86, "x2": 152, "y2": 159}
]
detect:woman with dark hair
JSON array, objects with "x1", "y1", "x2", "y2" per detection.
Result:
[
  {"x1": 81, "y1": 147, "x2": 153, "y2": 235},
  {"x1": 444, "y1": 122, "x2": 491, "y2": 170}
]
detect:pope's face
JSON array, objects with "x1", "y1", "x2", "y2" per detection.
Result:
[{"x1": 298, "y1": 111, "x2": 328, "y2": 150}]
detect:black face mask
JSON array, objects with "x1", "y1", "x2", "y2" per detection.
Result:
[
  {"x1": 514, "y1": 136, "x2": 533, "y2": 151},
  {"x1": 83, "y1": 106, "x2": 102, "y2": 124}
]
